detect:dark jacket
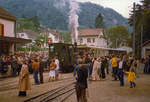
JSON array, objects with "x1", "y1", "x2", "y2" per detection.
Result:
[
  {"x1": 11, "y1": 59, "x2": 18, "y2": 70},
  {"x1": 39, "y1": 61, "x2": 45, "y2": 72},
  {"x1": 85, "y1": 57, "x2": 91, "y2": 64},
  {"x1": 76, "y1": 64, "x2": 88, "y2": 89}
]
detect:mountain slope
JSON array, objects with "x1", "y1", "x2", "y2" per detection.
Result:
[{"x1": 0, "y1": 0, "x2": 130, "y2": 30}]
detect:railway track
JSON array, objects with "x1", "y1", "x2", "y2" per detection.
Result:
[
  {"x1": 0, "y1": 73, "x2": 50, "y2": 92},
  {"x1": 24, "y1": 81, "x2": 76, "y2": 102},
  {"x1": 0, "y1": 73, "x2": 49, "y2": 85},
  {"x1": 0, "y1": 76, "x2": 74, "y2": 92}
]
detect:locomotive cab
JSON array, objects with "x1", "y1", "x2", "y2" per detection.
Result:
[{"x1": 49, "y1": 43, "x2": 75, "y2": 73}]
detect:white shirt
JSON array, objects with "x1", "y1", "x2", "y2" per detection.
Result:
[
  {"x1": 55, "y1": 59, "x2": 59, "y2": 70},
  {"x1": 119, "y1": 61, "x2": 123, "y2": 69}
]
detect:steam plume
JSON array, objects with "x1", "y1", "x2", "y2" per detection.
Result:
[{"x1": 69, "y1": 0, "x2": 80, "y2": 44}]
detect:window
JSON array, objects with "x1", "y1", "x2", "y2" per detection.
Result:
[
  {"x1": 80, "y1": 38, "x2": 83, "y2": 43},
  {"x1": 21, "y1": 34, "x2": 24, "y2": 37},
  {"x1": 87, "y1": 38, "x2": 91, "y2": 43},
  {"x1": 93, "y1": 38, "x2": 95, "y2": 43}
]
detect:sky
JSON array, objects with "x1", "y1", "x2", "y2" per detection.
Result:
[{"x1": 77, "y1": 0, "x2": 141, "y2": 18}]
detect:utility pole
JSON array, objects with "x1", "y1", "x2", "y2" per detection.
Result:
[
  {"x1": 133, "y1": 2, "x2": 136, "y2": 56},
  {"x1": 141, "y1": 25, "x2": 143, "y2": 59},
  {"x1": 116, "y1": 39, "x2": 118, "y2": 48}
]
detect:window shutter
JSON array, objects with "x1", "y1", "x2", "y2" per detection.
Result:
[
  {"x1": 0, "y1": 24, "x2": 1, "y2": 36},
  {"x1": 2, "y1": 24, "x2": 4, "y2": 37},
  {"x1": 0, "y1": 24, "x2": 4, "y2": 37}
]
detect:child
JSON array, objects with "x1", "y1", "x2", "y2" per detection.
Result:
[
  {"x1": 125, "y1": 67, "x2": 136, "y2": 88},
  {"x1": 49, "y1": 59, "x2": 56, "y2": 81}
]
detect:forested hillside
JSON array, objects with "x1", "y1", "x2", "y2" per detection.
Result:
[{"x1": 0, "y1": 0, "x2": 130, "y2": 30}]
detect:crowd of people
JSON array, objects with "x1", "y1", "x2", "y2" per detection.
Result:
[
  {"x1": 0, "y1": 53, "x2": 48, "y2": 77},
  {"x1": 74, "y1": 54, "x2": 150, "y2": 102},
  {"x1": 0, "y1": 52, "x2": 150, "y2": 99},
  {"x1": 0, "y1": 52, "x2": 60, "y2": 96},
  {"x1": 74, "y1": 54, "x2": 150, "y2": 81}
]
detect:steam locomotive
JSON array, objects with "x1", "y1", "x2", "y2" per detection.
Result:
[{"x1": 49, "y1": 43, "x2": 75, "y2": 73}]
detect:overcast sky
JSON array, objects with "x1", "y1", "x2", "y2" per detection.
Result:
[{"x1": 77, "y1": 0, "x2": 141, "y2": 18}]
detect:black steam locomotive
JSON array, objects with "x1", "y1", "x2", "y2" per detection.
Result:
[{"x1": 49, "y1": 43, "x2": 75, "y2": 73}]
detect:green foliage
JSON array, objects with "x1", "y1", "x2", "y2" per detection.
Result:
[
  {"x1": 129, "y1": 0, "x2": 150, "y2": 42},
  {"x1": 17, "y1": 45, "x2": 43, "y2": 51},
  {"x1": 35, "y1": 34, "x2": 49, "y2": 46},
  {"x1": 17, "y1": 46, "x2": 26, "y2": 51},
  {"x1": 95, "y1": 13, "x2": 105, "y2": 28},
  {"x1": 17, "y1": 16, "x2": 41, "y2": 33},
  {"x1": 106, "y1": 25, "x2": 131, "y2": 48},
  {"x1": 31, "y1": 46, "x2": 41, "y2": 51},
  {"x1": 140, "y1": 10, "x2": 150, "y2": 42}
]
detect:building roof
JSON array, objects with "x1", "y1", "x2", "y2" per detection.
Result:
[
  {"x1": 0, "y1": 7, "x2": 16, "y2": 21},
  {"x1": 78, "y1": 28, "x2": 104, "y2": 37},
  {"x1": 0, "y1": 36, "x2": 32, "y2": 44},
  {"x1": 17, "y1": 29, "x2": 40, "y2": 39}
]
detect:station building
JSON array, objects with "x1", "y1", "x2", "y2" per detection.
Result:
[
  {"x1": 78, "y1": 28, "x2": 107, "y2": 48},
  {"x1": 0, "y1": 7, "x2": 31, "y2": 55}
]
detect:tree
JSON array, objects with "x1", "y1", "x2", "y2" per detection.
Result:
[
  {"x1": 141, "y1": 0, "x2": 150, "y2": 11},
  {"x1": 17, "y1": 16, "x2": 41, "y2": 33},
  {"x1": 128, "y1": 0, "x2": 150, "y2": 57},
  {"x1": 140, "y1": 10, "x2": 150, "y2": 42},
  {"x1": 106, "y1": 25, "x2": 131, "y2": 48},
  {"x1": 32, "y1": 16, "x2": 40, "y2": 30},
  {"x1": 35, "y1": 34, "x2": 48, "y2": 46},
  {"x1": 95, "y1": 13, "x2": 105, "y2": 28}
]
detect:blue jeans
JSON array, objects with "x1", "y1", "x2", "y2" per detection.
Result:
[
  {"x1": 130, "y1": 81, "x2": 136, "y2": 88},
  {"x1": 33, "y1": 69, "x2": 39, "y2": 84},
  {"x1": 73, "y1": 65, "x2": 78, "y2": 77},
  {"x1": 88, "y1": 65, "x2": 93, "y2": 77},
  {"x1": 113, "y1": 68, "x2": 118, "y2": 80},
  {"x1": 118, "y1": 69, "x2": 124, "y2": 86}
]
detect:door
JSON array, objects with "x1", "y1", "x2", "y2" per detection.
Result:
[{"x1": 0, "y1": 41, "x2": 9, "y2": 55}]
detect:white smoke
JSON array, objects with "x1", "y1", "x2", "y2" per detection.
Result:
[
  {"x1": 52, "y1": 0, "x2": 80, "y2": 43},
  {"x1": 68, "y1": 0, "x2": 80, "y2": 44}
]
